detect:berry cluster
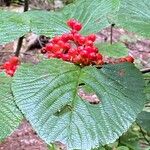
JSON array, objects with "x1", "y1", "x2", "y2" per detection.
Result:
[
  {"x1": 41, "y1": 19, "x2": 103, "y2": 66},
  {"x1": 0, "y1": 56, "x2": 20, "y2": 77}
]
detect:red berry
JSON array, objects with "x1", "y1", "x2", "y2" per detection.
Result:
[
  {"x1": 96, "y1": 53, "x2": 103, "y2": 60},
  {"x1": 52, "y1": 36, "x2": 61, "y2": 43},
  {"x1": 57, "y1": 40, "x2": 65, "y2": 48},
  {"x1": 85, "y1": 46, "x2": 94, "y2": 53},
  {"x1": 89, "y1": 52, "x2": 96, "y2": 60},
  {"x1": 46, "y1": 43, "x2": 53, "y2": 51},
  {"x1": 52, "y1": 44, "x2": 60, "y2": 52},
  {"x1": 61, "y1": 54, "x2": 70, "y2": 61},
  {"x1": 74, "y1": 33, "x2": 81, "y2": 41},
  {"x1": 68, "y1": 48, "x2": 77, "y2": 56},
  {"x1": 67, "y1": 33, "x2": 74, "y2": 40},
  {"x1": 3, "y1": 62, "x2": 11, "y2": 70},
  {"x1": 61, "y1": 34, "x2": 68, "y2": 42},
  {"x1": 55, "y1": 51, "x2": 63, "y2": 58},
  {"x1": 9, "y1": 56, "x2": 19, "y2": 65},
  {"x1": 85, "y1": 40, "x2": 93, "y2": 46},
  {"x1": 63, "y1": 43, "x2": 71, "y2": 50},
  {"x1": 77, "y1": 36, "x2": 86, "y2": 45},
  {"x1": 125, "y1": 56, "x2": 134, "y2": 63},
  {"x1": 67, "y1": 18, "x2": 76, "y2": 29},
  {"x1": 73, "y1": 22, "x2": 82, "y2": 31},
  {"x1": 80, "y1": 50, "x2": 88, "y2": 57},
  {"x1": 93, "y1": 47, "x2": 98, "y2": 53},
  {"x1": 87, "y1": 34, "x2": 96, "y2": 42}
]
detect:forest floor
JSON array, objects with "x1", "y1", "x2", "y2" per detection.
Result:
[{"x1": 0, "y1": 26, "x2": 150, "y2": 150}]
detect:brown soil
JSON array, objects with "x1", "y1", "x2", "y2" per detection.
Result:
[{"x1": 0, "y1": 121, "x2": 48, "y2": 150}]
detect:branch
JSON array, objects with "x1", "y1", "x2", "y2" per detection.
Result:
[
  {"x1": 110, "y1": 23, "x2": 115, "y2": 45},
  {"x1": 14, "y1": 0, "x2": 29, "y2": 57},
  {"x1": 24, "y1": 0, "x2": 29, "y2": 12},
  {"x1": 15, "y1": 36, "x2": 24, "y2": 57}
]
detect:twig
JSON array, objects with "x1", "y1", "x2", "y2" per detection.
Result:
[
  {"x1": 53, "y1": 0, "x2": 55, "y2": 11},
  {"x1": 110, "y1": 23, "x2": 115, "y2": 45},
  {"x1": 5, "y1": 0, "x2": 11, "y2": 6},
  {"x1": 24, "y1": 0, "x2": 29, "y2": 12},
  {"x1": 141, "y1": 68, "x2": 150, "y2": 74},
  {"x1": 15, "y1": 36, "x2": 24, "y2": 57},
  {"x1": 14, "y1": 0, "x2": 29, "y2": 57}
]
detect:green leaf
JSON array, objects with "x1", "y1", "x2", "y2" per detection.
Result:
[
  {"x1": 0, "y1": 10, "x2": 29, "y2": 44},
  {"x1": 0, "y1": 0, "x2": 117, "y2": 44},
  {"x1": 25, "y1": 0, "x2": 116, "y2": 37},
  {"x1": 1, "y1": 0, "x2": 150, "y2": 45},
  {"x1": 12, "y1": 59, "x2": 145, "y2": 150},
  {"x1": 63, "y1": 0, "x2": 114, "y2": 35},
  {"x1": 137, "y1": 111, "x2": 150, "y2": 133},
  {"x1": 96, "y1": 42, "x2": 128, "y2": 58},
  {"x1": 0, "y1": 73, "x2": 23, "y2": 141},
  {"x1": 119, "y1": 125, "x2": 141, "y2": 150},
  {"x1": 23, "y1": 10, "x2": 68, "y2": 38},
  {"x1": 117, "y1": 0, "x2": 150, "y2": 38},
  {"x1": 111, "y1": 0, "x2": 121, "y2": 11}
]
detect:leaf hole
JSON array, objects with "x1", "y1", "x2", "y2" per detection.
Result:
[{"x1": 78, "y1": 87, "x2": 101, "y2": 105}]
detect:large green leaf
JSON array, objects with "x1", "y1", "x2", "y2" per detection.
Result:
[
  {"x1": 117, "y1": 0, "x2": 150, "y2": 38},
  {"x1": 0, "y1": 0, "x2": 117, "y2": 44},
  {"x1": 1, "y1": 0, "x2": 150, "y2": 45},
  {"x1": 62, "y1": 0, "x2": 116, "y2": 35},
  {"x1": 25, "y1": 0, "x2": 115, "y2": 37},
  {"x1": 0, "y1": 73, "x2": 23, "y2": 141},
  {"x1": 22, "y1": 0, "x2": 150, "y2": 38},
  {"x1": 12, "y1": 59, "x2": 145, "y2": 150},
  {"x1": 0, "y1": 10, "x2": 29, "y2": 44},
  {"x1": 96, "y1": 42, "x2": 128, "y2": 58}
]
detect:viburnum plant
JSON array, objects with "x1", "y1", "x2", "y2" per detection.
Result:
[
  {"x1": 1, "y1": 0, "x2": 150, "y2": 149},
  {"x1": 0, "y1": 18, "x2": 146, "y2": 150}
]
